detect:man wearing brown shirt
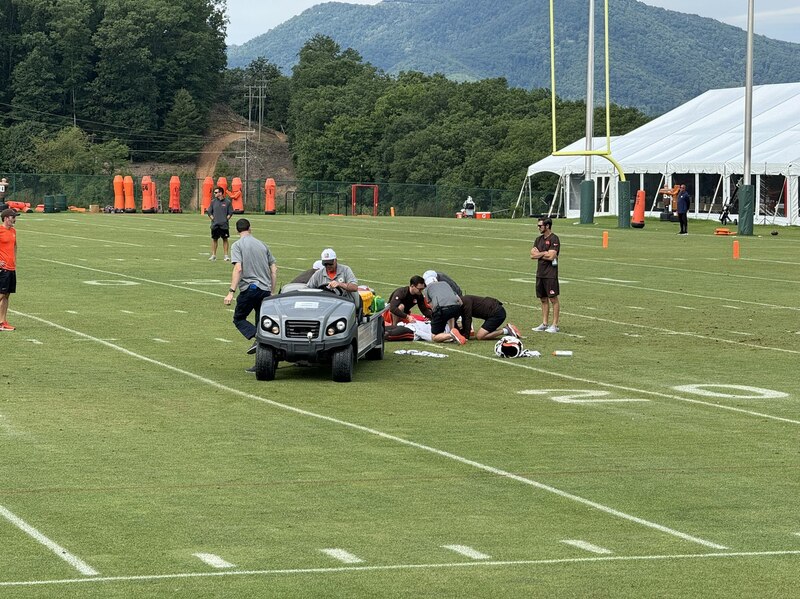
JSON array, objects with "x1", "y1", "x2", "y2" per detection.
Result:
[{"x1": 458, "y1": 295, "x2": 521, "y2": 341}]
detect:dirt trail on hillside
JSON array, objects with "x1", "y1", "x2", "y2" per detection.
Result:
[{"x1": 195, "y1": 131, "x2": 247, "y2": 181}]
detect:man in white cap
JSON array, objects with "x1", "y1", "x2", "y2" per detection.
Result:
[
  {"x1": 306, "y1": 248, "x2": 359, "y2": 304},
  {"x1": 423, "y1": 271, "x2": 466, "y2": 344}
]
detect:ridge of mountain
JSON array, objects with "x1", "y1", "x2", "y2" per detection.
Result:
[{"x1": 227, "y1": 0, "x2": 800, "y2": 115}]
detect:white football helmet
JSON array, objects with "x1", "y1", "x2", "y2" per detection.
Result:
[{"x1": 494, "y1": 335, "x2": 523, "y2": 358}]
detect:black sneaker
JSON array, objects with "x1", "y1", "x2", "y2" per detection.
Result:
[
  {"x1": 246, "y1": 341, "x2": 258, "y2": 355},
  {"x1": 245, "y1": 365, "x2": 257, "y2": 373}
]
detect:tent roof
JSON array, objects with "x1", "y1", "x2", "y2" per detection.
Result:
[{"x1": 528, "y1": 82, "x2": 800, "y2": 178}]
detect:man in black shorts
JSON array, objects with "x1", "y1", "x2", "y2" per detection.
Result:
[
  {"x1": 530, "y1": 217, "x2": 560, "y2": 333},
  {"x1": 206, "y1": 187, "x2": 233, "y2": 261},
  {"x1": 457, "y1": 295, "x2": 521, "y2": 341},
  {"x1": 388, "y1": 275, "x2": 432, "y2": 325}
]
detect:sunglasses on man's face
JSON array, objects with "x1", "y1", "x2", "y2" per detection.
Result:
[{"x1": 322, "y1": 260, "x2": 335, "y2": 266}]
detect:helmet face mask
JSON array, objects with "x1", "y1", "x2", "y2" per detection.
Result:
[{"x1": 495, "y1": 336, "x2": 523, "y2": 358}]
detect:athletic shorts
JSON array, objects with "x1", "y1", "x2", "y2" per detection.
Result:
[
  {"x1": 211, "y1": 225, "x2": 230, "y2": 240},
  {"x1": 430, "y1": 304, "x2": 462, "y2": 334},
  {"x1": 481, "y1": 305, "x2": 507, "y2": 333},
  {"x1": 0, "y1": 269, "x2": 16, "y2": 294},
  {"x1": 536, "y1": 277, "x2": 559, "y2": 299}
]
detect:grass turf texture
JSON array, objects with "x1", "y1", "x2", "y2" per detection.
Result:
[{"x1": 1, "y1": 213, "x2": 799, "y2": 597}]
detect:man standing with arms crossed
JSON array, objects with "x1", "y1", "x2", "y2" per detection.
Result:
[
  {"x1": 224, "y1": 219, "x2": 278, "y2": 371},
  {"x1": 530, "y1": 217, "x2": 560, "y2": 333},
  {"x1": 0, "y1": 208, "x2": 18, "y2": 331}
]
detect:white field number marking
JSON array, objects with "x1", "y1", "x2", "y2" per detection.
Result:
[
  {"x1": 84, "y1": 280, "x2": 140, "y2": 286},
  {"x1": 320, "y1": 549, "x2": 363, "y2": 564},
  {"x1": 518, "y1": 389, "x2": 650, "y2": 404},
  {"x1": 673, "y1": 384, "x2": 788, "y2": 400},
  {"x1": 442, "y1": 545, "x2": 491, "y2": 560},
  {"x1": 193, "y1": 553, "x2": 235, "y2": 569},
  {"x1": 561, "y1": 539, "x2": 613, "y2": 554}
]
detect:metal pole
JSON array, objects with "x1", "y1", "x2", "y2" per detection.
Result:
[
  {"x1": 738, "y1": 0, "x2": 755, "y2": 235},
  {"x1": 744, "y1": 0, "x2": 754, "y2": 180},
  {"x1": 584, "y1": 0, "x2": 595, "y2": 181}
]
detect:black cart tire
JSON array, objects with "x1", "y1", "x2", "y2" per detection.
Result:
[
  {"x1": 255, "y1": 345, "x2": 277, "y2": 381},
  {"x1": 331, "y1": 344, "x2": 355, "y2": 382}
]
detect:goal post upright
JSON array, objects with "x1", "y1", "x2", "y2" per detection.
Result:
[{"x1": 548, "y1": 0, "x2": 630, "y2": 227}]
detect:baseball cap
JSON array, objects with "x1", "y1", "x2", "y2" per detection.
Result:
[
  {"x1": 1, "y1": 208, "x2": 18, "y2": 219},
  {"x1": 312, "y1": 260, "x2": 323, "y2": 270},
  {"x1": 422, "y1": 270, "x2": 438, "y2": 285},
  {"x1": 321, "y1": 248, "x2": 337, "y2": 261}
]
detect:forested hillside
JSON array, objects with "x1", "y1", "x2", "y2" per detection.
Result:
[
  {"x1": 228, "y1": 0, "x2": 800, "y2": 115},
  {"x1": 0, "y1": 0, "x2": 227, "y2": 172}
]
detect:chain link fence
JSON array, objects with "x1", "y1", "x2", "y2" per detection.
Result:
[{"x1": 0, "y1": 172, "x2": 533, "y2": 218}]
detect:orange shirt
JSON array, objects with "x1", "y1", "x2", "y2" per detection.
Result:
[{"x1": 0, "y1": 225, "x2": 16, "y2": 270}]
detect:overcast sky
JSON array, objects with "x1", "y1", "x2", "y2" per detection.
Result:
[{"x1": 225, "y1": 1, "x2": 800, "y2": 46}]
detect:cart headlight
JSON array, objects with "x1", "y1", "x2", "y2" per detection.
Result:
[
  {"x1": 260, "y1": 316, "x2": 279, "y2": 335},
  {"x1": 326, "y1": 318, "x2": 347, "y2": 336}
]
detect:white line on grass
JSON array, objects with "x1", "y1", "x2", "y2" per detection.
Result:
[
  {"x1": 26, "y1": 339, "x2": 43, "y2": 345},
  {"x1": 434, "y1": 343, "x2": 800, "y2": 427},
  {"x1": 442, "y1": 545, "x2": 491, "y2": 560},
  {"x1": 26, "y1": 230, "x2": 144, "y2": 247},
  {"x1": 10, "y1": 313, "x2": 730, "y2": 551},
  {"x1": 2, "y1": 550, "x2": 799, "y2": 588},
  {"x1": 561, "y1": 540, "x2": 613, "y2": 554},
  {"x1": 215, "y1": 338, "x2": 233, "y2": 343},
  {"x1": 0, "y1": 505, "x2": 99, "y2": 576},
  {"x1": 40, "y1": 260, "x2": 223, "y2": 297},
  {"x1": 321, "y1": 549, "x2": 364, "y2": 564},
  {"x1": 509, "y1": 303, "x2": 800, "y2": 358},
  {"x1": 193, "y1": 553, "x2": 235, "y2": 569}
]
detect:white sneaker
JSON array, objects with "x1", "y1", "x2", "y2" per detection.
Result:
[
  {"x1": 208, "y1": 255, "x2": 216, "y2": 261},
  {"x1": 224, "y1": 255, "x2": 230, "y2": 261},
  {"x1": 532, "y1": 323, "x2": 547, "y2": 332},
  {"x1": 546, "y1": 325, "x2": 559, "y2": 333}
]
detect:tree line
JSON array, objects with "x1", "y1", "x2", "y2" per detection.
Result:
[
  {"x1": 0, "y1": 0, "x2": 227, "y2": 172},
  {"x1": 1, "y1": 3, "x2": 649, "y2": 204}
]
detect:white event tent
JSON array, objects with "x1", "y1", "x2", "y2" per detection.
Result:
[{"x1": 524, "y1": 82, "x2": 800, "y2": 225}]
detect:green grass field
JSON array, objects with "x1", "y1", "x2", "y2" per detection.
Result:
[{"x1": 2, "y1": 212, "x2": 799, "y2": 597}]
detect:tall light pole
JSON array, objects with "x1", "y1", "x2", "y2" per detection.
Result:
[
  {"x1": 738, "y1": 0, "x2": 755, "y2": 235},
  {"x1": 579, "y1": 0, "x2": 596, "y2": 224}
]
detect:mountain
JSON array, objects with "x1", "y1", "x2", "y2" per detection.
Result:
[{"x1": 226, "y1": 0, "x2": 800, "y2": 115}]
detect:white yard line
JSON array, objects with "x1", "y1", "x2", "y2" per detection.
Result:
[
  {"x1": 193, "y1": 553, "x2": 235, "y2": 569},
  {"x1": 8, "y1": 313, "x2": 730, "y2": 551},
  {"x1": 320, "y1": 549, "x2": 363, "y2": 564},
  {"x1": 0, "y1": 505, "x2": 99, "y2": 576},
  {"x1": 441, "y1": 545, "x2": 491, "y2": 560},
  {"x1": 561, "y1": 540, "x2": 613, "y2": 554},
  {"x1": 2, "y1": 550, "x2": 799, "y2": 588},
  {"x1": 509, "y1": 302, "x2": 800, "y2": 359},
  {"x1": 40, "y1": 260, "x2": 222, "y2": 297}
]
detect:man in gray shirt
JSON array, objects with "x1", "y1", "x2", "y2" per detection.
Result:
[
  {"x1": 306, "y1": 248, "x2": 359, "y2": 305},
  {"x1": 422, "y1": 271, "x2": 466, "y2": 344},
  {"x1": 206, "y1": 186, "x2": 233, "y2": 261},
  {"x1": 224, "y1": 219, "x2": 278, "y2": 361}
]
